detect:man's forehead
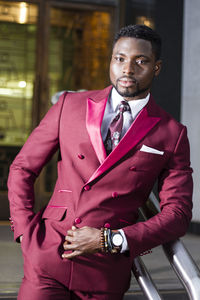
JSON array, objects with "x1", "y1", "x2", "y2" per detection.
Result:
[{"x1": 112, "y1": 37, "x2": 153, "y2": 56}]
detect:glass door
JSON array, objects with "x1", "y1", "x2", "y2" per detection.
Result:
[
  {"x1": 0, "y1": 1, "x2": 38, "y2": 219},
  {"x1": 0, "y1": 1, "x2": 38, "y2": 147}
]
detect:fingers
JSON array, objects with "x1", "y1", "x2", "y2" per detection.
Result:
[
  {"x1": 66, "y1": 225, "x2": 77, "y2": 237},
  {"x1": 62, "y1": 226, "x2": 100, "y2": 260},
  {"x1": 63, "y1": 241, "x2": 77, "y2": 250},
  {"x1": 65, "y1": 235, "x2": 73, "y2": 243},
  {"x1": 66, "y1": 230, "x2": 74, "y2": 237},
  {"x1": 63, "y1": 226, "x2": 78, "y2": 250},
  {"x1": 62, "y1": 250, "x2": 82, "y2": 260}
]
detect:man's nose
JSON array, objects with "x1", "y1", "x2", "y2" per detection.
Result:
[{"x1": 123, "y1": 61, "x2": 135, "y2": 74}]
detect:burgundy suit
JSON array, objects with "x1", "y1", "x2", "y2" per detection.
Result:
[{"x1": 8, "y1": 85, "x2": 193, "y2": 295}]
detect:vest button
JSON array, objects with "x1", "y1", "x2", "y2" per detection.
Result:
[
  {"x1": 112, "y1": 192, "x2": 118, "y2": 198},
  {"x1": 74, "y1": 217, "x2": 82, "y2": 225},
  {"x1": 84, "y1": 185, "x2": 91, "y2": 191},
  {"x1": 129, "y1": 166, "x2": 136, "y2": 171},
  {"x1": 104, "y1": 223, "x2": 111, "y2": 228}
]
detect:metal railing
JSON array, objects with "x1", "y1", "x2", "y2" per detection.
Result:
[
  {"x1": 132, "y1": 255, "x2": 164, "y2": 300},
  {"x1": 132, "y1": 192, "x2": 200, "y2": 300}
]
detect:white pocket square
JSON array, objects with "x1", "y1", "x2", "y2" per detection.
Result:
[{"x1": 140, "y1": 145, "x2": 164, "y2": 155}]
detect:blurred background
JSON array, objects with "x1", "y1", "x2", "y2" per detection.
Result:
[
  {"x1": 0, "y1": 1, "x2": 200, "y2": 299},
  {"x1": 0, "y1": 0, "x2": 199, "y2": 234}
]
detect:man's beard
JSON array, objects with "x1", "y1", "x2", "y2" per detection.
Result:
[{"x1": 112, "y1": 79, "x2": 150, "y2": 99}]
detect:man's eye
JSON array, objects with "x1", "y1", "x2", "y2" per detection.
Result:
[
  {"x1": 136, "y1": 59, "x2": 147, "y2": 65},
  {"x1": 136, "y1": 60, "x2": 143, "y2": 64},
  {"x1": 115, "y1": 56, "x2": 124, "y2": 62}
]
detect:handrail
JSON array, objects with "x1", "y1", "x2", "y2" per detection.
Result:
[
  {"x1": 132, "y1": 192, "x2": 200, "y2": 300},
  {"x1": 162, "y1": 238, "x2": 200, "y2": 299},
  {"x1": 149, "y1": 192, "x2": 200, "y2": 300},
  {"x1": 132, "y1": 256, "x2": 163, "y2": 300}
]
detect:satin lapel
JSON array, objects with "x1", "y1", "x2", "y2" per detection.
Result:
[
  {"x1": 86, "y1": 105, "x2": 161, "y2": 184},
  {"x1": 86, "y1": 97, "x2": 107, "y2": 164}
]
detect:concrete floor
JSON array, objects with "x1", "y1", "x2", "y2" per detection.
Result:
[{"x1": 0, "y1": 223, "x2": 200, "y2": 299}]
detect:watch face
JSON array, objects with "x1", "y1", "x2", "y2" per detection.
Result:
[{"x1": 112, "y1": 233, "x2": 123, "y2": 246}]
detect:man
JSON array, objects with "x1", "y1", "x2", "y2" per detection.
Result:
[{"x1": 8, "y1": 24, "x2": 193, "y2": 300}]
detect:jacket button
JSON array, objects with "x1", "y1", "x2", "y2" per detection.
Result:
[
  {"x1": 104, "y1": 223, "x2": 111, "y2": 228},
  {"x1": 74, "y1": 217, "x2": 82, "y2": 225},
  {"x1": 84, "y1": 185, "x2": 91, "y2": 191},
  {"x1": 78, "y1": 154, "x2": 85, "y2": 159},
  {"x1": 129, "y1": 166, "x2": 136, "y2": 171},
  {"x1": 112, "y1": 192, "x2": 118, "y2": 198}
]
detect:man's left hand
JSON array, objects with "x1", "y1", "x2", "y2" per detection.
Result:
[{"x1": 62, "y1": 226, "x2": 101, "y2": 259}]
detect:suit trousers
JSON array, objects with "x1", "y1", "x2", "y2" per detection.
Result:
[{"x1": 18, "y1": 276, "x2": 124, "y2": 300}]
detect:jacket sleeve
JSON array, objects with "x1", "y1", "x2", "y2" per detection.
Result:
[
  {"x1": 123, "y1": 126, "x2": 193, "y2": 258},
  {"x1": 7, "y1": 92, "x2": 67, "y2": 241}
]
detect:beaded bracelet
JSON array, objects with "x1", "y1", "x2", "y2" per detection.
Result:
[
  {"x1": 101, "y1": 227, "x2": 116, "y2": 253},
  {"x1": 100, "y1": 228, "x2": 108, "y2": 252},
  {"x1": 100, "y1": 227, "x2": 111, "y2": 253},
  {"x1": 100, "y1": 228, "x2": 105, "y2": 252}
]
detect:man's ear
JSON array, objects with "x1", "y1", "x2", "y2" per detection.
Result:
[{"x1": 154, "y1": 60, "x2": 162, "y2": 76}]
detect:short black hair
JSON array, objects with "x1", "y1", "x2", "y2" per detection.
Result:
[{"x1": 114, "y1": 24, "x2": 162, "y2": 60}]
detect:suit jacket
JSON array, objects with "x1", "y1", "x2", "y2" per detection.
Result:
[{"x1": 7, "y1": 85, "x2": 193, "y2": 293}]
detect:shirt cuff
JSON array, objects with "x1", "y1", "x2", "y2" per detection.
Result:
[{"x1": 119, "y1": 229, "x2": 129, "y2": 253}]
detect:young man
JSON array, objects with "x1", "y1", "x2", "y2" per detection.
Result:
[{"x1": 8, "y1": 24, "x2": 193, "y2": 300}]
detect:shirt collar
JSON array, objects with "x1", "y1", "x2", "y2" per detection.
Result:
[{"x1": 110, "y1": 87, "x2": 150, "y2": 116}]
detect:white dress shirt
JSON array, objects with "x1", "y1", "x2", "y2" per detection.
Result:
[
  {"x1": 101, "y1": 87, "x2": 150, "y2": 252},
  {"x1": 101, "y1": 87, "x2": 150, "y2": 141}
]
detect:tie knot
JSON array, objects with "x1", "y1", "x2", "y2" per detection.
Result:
[{"x1": 118, "y1": 101, "x2": 130, "y2": 113}]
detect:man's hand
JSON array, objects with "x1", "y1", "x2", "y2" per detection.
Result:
[{"x1": 62, "y1": 226, "x2": 101, "y2": 259}]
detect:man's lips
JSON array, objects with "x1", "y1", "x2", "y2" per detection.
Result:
[{"x1": 118, "y1": 78, "x2": 136, "y2": 88}]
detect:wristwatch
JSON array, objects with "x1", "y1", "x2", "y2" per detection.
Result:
[{"x1": 110, "y1": 230, "x2": 124, "y2": 253}]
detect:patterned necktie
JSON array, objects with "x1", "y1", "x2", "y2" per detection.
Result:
[{"x1": 105, "y1": 100, "x2": 131, "y2": 154}]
